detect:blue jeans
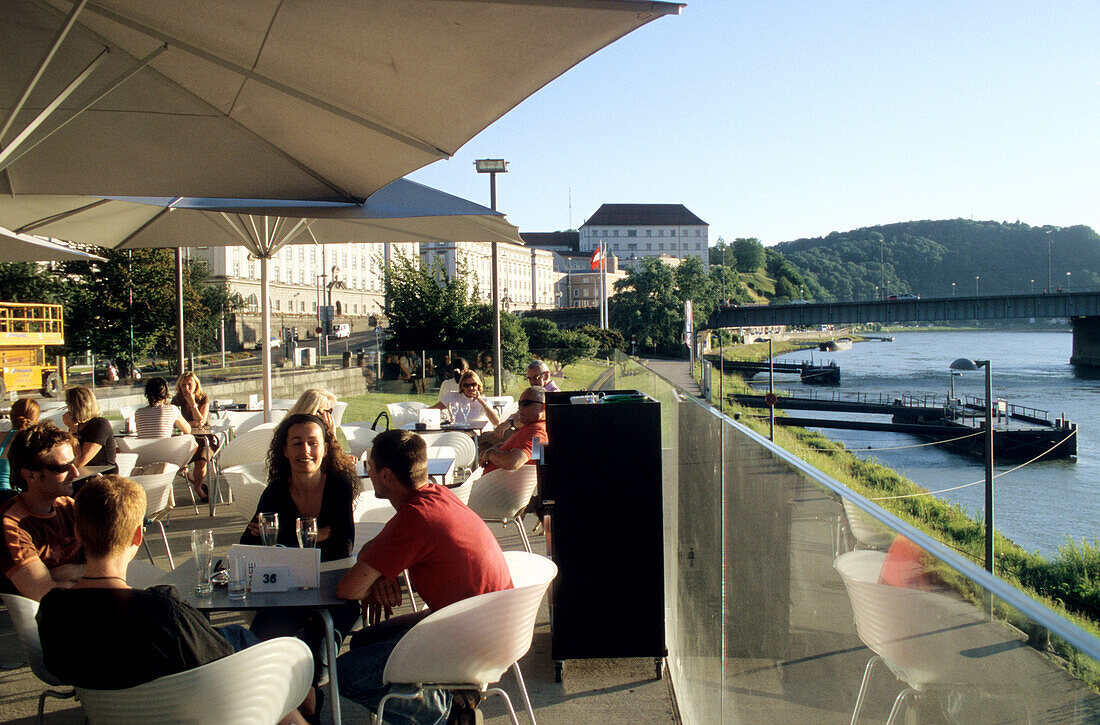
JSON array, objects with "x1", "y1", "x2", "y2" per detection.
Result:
[
  {"x1": 336, "y1": 621, "x2": 450, "y2": 725},
  {"x1": 217, "y1": 624, "x2": 261, "y2": 652}
]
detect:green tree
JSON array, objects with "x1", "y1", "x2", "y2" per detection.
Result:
[
  {"x1": 454, "y1": 305, "x2": 530, "y2": 374},
  {"x1": 673, "y1": 255, "x2": 716, "y2": 330},
  {"x1": 708, "y1": 236, "x2": 735, "y2": 267},
  {"x1": 520, "y1": 317, "x2": 561, "y2": 354},
  {"x1": 733, "y1": 237, "x2": 766, "y2": 272},
  {"x1": 609, "y1": 257, "x2": 684, "y2": 356},
  {"x1": 0, "y1": 263, "x2": 69, "y2": 304},
  {"x1": 572, "y1": 325, "x2": 626, "y2": 358},
  {"x1": 384, "y1": 251, "x2": 477, "y2": 351}
]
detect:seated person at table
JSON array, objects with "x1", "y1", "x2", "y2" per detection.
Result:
[
  {"x1": 434, "y1": 356, "x2": 468, "y2": 401},
  {"x1": 481, "y1": 387, "x2": 547, "y2": 474},
  {"x1": 135, "y1": 376, "x2": 191, "y2": 438},
  {"x1": 0, "y1": 397, "x2": 40, "y2": 490},
  {"x1": 240, "y1": 413, "x2": 358, "y2": 562},
  {"x1": 62, "y1": 386, "x2": 116, "y2": 469},
  {"x1": 335, "y1": 430, "x2": 513, "y2": 723},
  {"x1": 34, "y1": 476, "x2": 316, "y2": 724},
  {"x1": 172, "y1": 372, "x2": 212, "y2": 501},
  {"x1": 429, "y1": 370, "x2": 501, "y2": 428},
  {"x1": 0, "y1": 423, "x2": 84, "y2": 599},
  {"x1": 289, "y1": 388, "x2": 338, "y2": 432},
  {"x1": 526, "y1": 359, "x2": 560, "y2": 392}
]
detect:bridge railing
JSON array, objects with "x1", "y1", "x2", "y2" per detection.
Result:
[{"x1": 604, "y1": 354, "x2": 1100, "y2": 723}]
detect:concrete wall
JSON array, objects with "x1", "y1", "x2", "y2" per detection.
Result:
[
  {"x1": 1071, "y1": 316, "x2": 1100, "y2": 367},
  {"x1": 84, "y1": 366, "x2": 373, "y2": 414}
]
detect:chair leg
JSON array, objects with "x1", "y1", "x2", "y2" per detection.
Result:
[
  {"x1": 850, "y1": 655, "x2": 879, "y2": 725},
  {"x1": 512, "y1": 662, "x2": 538, "y2": 725},
  {"x1": 38, "y1": 688, "x2": 75, "y2": 725},
  {"x1": 377, "y1": 689, "x2": 425, "y2": 725},
  {"x1": 142, "y1": 534, "x2": 157, "y2": 566},
  {"x1": 402, "y1": 570, "x2": 420, "y2": 612},
  {"x1": 184, "y1": 473, "x2": 199, "y2": 514},
  {"x1": 885, "y1": 688, "x2": 918, "y2": 725},
  {"x1": 485, "y1": 686, "x2": 522, "y2": 725},
  {"x1": 157, "y1": 520, "x2": 175, "y2": 569},
  {"x1": 514, "y1": 515, "x2": 533, "y2": 554}
]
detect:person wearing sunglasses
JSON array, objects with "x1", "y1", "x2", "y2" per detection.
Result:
[
  {"x1": 525, "y1": 360, "x2": 560, "y2": 392},
  {"x1": 430, "y1": 369, "x2": 501, "y2": 428},
  {"x1": 479, "y1": 387, "x2": 547, "y2": 474},
  {"x1": 0, "y1": 422, "x2": 84, "y2": 600}
]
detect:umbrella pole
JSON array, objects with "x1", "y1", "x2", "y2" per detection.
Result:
[
  {"x1": 176, "y1": 248, "x2": 185, "y2": 374},
  {"x1": 260, "y1": 256, "x2": 273, "y2": 421}
]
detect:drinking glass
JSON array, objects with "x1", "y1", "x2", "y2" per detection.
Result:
[
  {"x1": 458, "y1": 398, "x2": 472, "y2": 425},
  {"x1": 257, "y1": 512, "x2": 280, "y2": 546},
  {"x1": 190, "y1": 529, "x2": 215, "y2": 596},
  {"x1": 447, "y1": 400, "x2": 459, "y2": 425},
  {"x1": 227, "y1": 550, "x2": 248, "y2": 600},
  {"x1": 296, "y1": 517, "x2": 318, "y2": 549}
]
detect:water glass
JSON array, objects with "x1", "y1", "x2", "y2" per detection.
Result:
[
  {"x1": 296, "y1": 517, "x2": 318, "y2": 549},
  {"x1": 190, "y1": 529, "x2": 215, "y2": 597},
  {"x1": 257, "y1": 512, "x2": 279, "y2": 546},
  {"x1": 227, "y1": 550, "x2": 248, "y2": 600}
]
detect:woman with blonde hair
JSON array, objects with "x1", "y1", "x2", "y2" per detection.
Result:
[
  {"x1": 63, "y1": 386, "x2": 117, "y2": 468},
  {"x1": 0, "y1": 398, "x2": 39, "y2": 489},
  {"x1": 172, "y1": 372, "x2": 212, "y2": 501},
  {"x1": 434, "y1": 369, "x2": 500, "y2": 427},
  {"x1": 289, "y1": 388, "x2": 337, "y2": 431}
]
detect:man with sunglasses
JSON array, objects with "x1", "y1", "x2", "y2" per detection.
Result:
[
  {"x1": 479, "y1": 387, "x2": 547, "y2": 474},
  {"x1": 525, "y1": 360, "x2": 560, "y2": 392},
  {"x1": 0, "y1": 422, "x2": 84, "y2": 600}
]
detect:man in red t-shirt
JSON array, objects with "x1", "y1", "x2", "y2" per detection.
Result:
[
  {"x1": 479, "y1": 386, "x2": 547, "y2": 474},
  {"x1": 1, "y1": 423, "x2": 84, "y2": 600},
  {"x1": 336, "y1": 429, "x2": 512, "y2": 723}
]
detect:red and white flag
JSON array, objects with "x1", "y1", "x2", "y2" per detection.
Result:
[{"x1": 590, "y1": 243, "x2": 605, "y2": 271}]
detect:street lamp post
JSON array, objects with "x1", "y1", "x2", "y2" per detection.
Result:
[
  {"x1": 951, "y1": 281, "x2": 955, "y2": 297},
  {"x1": 1066, "y1": 271, "x2": 1071, "y2": 292},
  {"x1": 975, "y1": 276, "x2": 980, "y2": 296},
  {"x1": 949, "y1": 357, "x2": 995, "y2": 574},
  {"x1": 1030, "y1": 279, "x2": 1034, "y2": 294},
  {"x1": 475, "y1": 158, "x2": 508, "y2": 395}
]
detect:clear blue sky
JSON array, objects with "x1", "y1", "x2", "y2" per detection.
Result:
[{"x1": 410, "y1": 1, "x2": 1099, "y2": 247}]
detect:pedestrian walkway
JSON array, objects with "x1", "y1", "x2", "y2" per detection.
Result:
[{"x1": 640, "y1": 358, "x2": 703, "y2": 398}]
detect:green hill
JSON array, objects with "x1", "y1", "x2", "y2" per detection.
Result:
[{"x1": 773, "y1": 220, "x2": 1100, "y2": 301}]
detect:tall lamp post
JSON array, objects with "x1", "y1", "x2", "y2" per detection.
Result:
[
  {"x1": 974, "y1": 276, "x2": 980, "y2": 296},
  {"x1": 475, "y1": 158, "x2": 507, "y2": 395},
  {"x1": 949, "y1": 357, "x2": 994, "y2": 574}
]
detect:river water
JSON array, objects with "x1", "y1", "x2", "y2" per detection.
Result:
[{"x1": 763, "y1": 329, "x2": 1097, "y2": 558}]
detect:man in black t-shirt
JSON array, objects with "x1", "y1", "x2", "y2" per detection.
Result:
[{"x1": 36, "y1": 476, "x2": 314, "y2": 723}]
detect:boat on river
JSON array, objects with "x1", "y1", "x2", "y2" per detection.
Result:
[{"x1": 819, "y1": 337, "x2": 853, "y2": 352}]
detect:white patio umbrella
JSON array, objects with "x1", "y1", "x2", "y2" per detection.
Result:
[
  {"x1": 0, "y1": 225, "x2": 104, "y2": 261},
  {"x1": 2, "y1": 0, "x2": 682, "y2": 200},
  {"x1": 0, "y1": 179, "x2": 522, "y2": 417}
]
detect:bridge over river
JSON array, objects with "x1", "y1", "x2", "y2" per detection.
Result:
[{"x1": 704, "y1": 291, "x2": 1100, "y2": 367}]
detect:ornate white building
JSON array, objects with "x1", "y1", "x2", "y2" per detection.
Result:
[
  {"x1": 419, "y1": 242, "x2": 560, "y2": 311},
  {"x1": 578, "y1": 204, "x2": 709, "y2": 270}
]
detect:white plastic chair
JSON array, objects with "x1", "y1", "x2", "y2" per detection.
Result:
[
  {"x1": 218, "y1": 428, "x2": 275, "y2": 470},
  {"x1": 75, "y1": 637, "x2": 313, "y2": 725},
  {"x1": 841, "y1": 498, "x2": 895, "y2": 552},
  {"x1": 485, "y1": 395, "x2": 516, "y2": 420},
  {"x1": 224, "y1": 409, "x2": 286, "y2": 436},
  {"x1": 131, "y1": 463, "x2": 178, "y2": 568},
  {"x1": 38, "y1": 407, "x2": 67, "y2": 427},
  {"x1": 116, "y1": 435, "x2": 200, "y2": 512},
  {"x1": 449, "y1": 466, "x2": 480, "y2": 506},
  {"x1": 114, "y1": 452, "x2": 139, "y2": 478},
  {"x1": 420, "y1": 431, "x2": 477, "y2": 475},
  {"x1": 835, "y1": 550, "x2": 992, "y2": 725},
  {"x1": 467, "y1": 466, "x2": 540, "y2": 553},
  {"x1": 385, "y1": 401, "x2": 428, "y2": 429},
  {"x1": 340, "y1": 422, "x2": 379, "y2": 459},
  {"x1": 228, "y1": 477, "x2": 268, "y2": 524},
  {"x1": 0, "y1": 593, "x2": 74, "y2": 724},
  {"x1": 378, "y1": 552, "x2": 557, "y2": 725}
]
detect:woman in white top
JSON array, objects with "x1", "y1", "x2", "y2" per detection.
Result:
[
  {"x1": 434, "y1": 370, "x2": 500, "y2": 428},
  {"x1": 134, "y1": 377, "x2": 191, "y2": 439},
  {"x1": 434, "y1": 357, "x2": 468, "y2": 403}
]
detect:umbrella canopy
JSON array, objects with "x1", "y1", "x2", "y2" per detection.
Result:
[
  {"x1": 0, "y1": 180, "x2": 522, "y2": 415},
  {"x1": 2, "y1": 0, "x2": 682, "y2": 200},
  {"x1": 0, "y1": 225, "x2": 104, "y2": 261}
]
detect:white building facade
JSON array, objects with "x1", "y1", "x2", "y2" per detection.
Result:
[
  {"x1": 419, "y1": 241, "x2": 561, "y2": 311},
  {"x1": 578, "y1": 204, "x2": 709, "y2": 271}
]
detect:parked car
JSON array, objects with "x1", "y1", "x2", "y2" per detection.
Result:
[{"x1": 253, "y1": 337, "x2": 281, "y2": 350}]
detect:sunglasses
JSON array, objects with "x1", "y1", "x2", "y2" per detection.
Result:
[
  {"x1": 526, "y1": 374, "x2": 543, "y2": 382},
  {"x1": 517, "y1": 399, "x2": 543, "y2": 407},
  {"x1": 39, "y1": 460, "x2": 75, "y2": 474},
  {"x1": 461, "y1": 382, "x2": 479, "y2": 389}
]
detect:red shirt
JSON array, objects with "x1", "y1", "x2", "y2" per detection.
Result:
[
  {"x1": 360, "y1": 483, "x2": 512, "y2": 611},
  {"x1": 0, "y1": 496, "x2": 83, "y2": 577},
  {"x1": 484, "y1": 419, "x2": 547, "y2": 474}
]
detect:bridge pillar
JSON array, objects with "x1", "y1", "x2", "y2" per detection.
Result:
[{"x1": 1070, "y1": 317, "x2": 1100, "y2": 368}]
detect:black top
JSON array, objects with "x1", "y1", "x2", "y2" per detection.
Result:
[
  {"x1": 239, "y1": 471, "x2": 356, "y2": 562},
  {"x1": 77, "y1": 417, "x2": 116, "y2": 467},
  {"x1": 37, "y1": 585, "x2": 233, "y2": 689}
]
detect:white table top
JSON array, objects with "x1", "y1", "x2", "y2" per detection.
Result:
[{"x1": 160, "y1": 556, "x2": 350, "y2": 611}]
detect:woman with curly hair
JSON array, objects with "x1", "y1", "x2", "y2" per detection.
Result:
[
  {"x1": 0, "y1": 398, "x2": 39, "y2": 489},
  {"x1": 239, "y1": 413, "x2": 358, "y2": 562}
]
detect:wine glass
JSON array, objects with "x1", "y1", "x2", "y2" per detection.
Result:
[
  {"x1": 257, "y1": 512, "x2": 279, "y2": 546},
  {"x1": 296, "y1": 517, "x2": 318, "y2": 548}
]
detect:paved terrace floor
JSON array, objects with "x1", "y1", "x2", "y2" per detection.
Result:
[{"x1": 0, "y1": 472, "x2": 677, "y2": 724}]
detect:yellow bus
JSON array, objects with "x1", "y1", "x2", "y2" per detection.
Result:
[{"x1": 0, "y1": 303, "x2": 66, "y2": 397}]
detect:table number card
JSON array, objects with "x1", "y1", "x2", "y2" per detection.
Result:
[{"x1": 251, "y1": 565, "x2": 292, "y2": 592}]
